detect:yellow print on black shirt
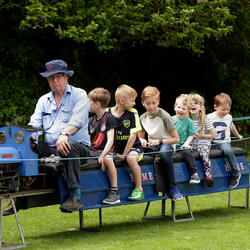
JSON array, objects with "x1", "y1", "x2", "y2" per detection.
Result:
[
  {"x1": 123, "y1": 120, "x2": 130, "y2": 128},
  {"x1": 116, "y1": 130, "x2": 130, "y2": 141}
]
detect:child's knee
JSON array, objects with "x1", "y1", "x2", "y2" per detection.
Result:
[
  {"x1": 103, "y1": 156, "x2": 114, "y2": 165},
  {"x1": 126, "y1": 155, "x2": 138, "y2": 164}
]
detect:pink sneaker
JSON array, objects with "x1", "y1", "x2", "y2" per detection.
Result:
[{"x1": 205, "y1": 175, "x2": 214, "y2": 187}]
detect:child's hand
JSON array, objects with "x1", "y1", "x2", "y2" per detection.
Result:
[
  {"x1": 117, "y1": 153, "x2": 126, "y2": 160},
  {"x1": 193, "y1": 133, "x2": 203, "y2": 139},
  {"x1": 237, "y1": 135, "x2": 243, "y2": 140},
  {"x1": 181, "y1": 144, "x2": 192, "y2": 149},
  {"x1": 98, "y1": 157, "x2": 106, "y2": 171},
  {"x1": 140, "y1": 138, "x2": 148, "y2": 147},
  {"x1": 148, "y1": 140, "x2": 160, "y2": 147}
]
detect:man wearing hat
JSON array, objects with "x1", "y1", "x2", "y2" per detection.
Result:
[
  {"x1": 3, "y1": 60, "x2": 90, "y2": 215},
  {"x1": 32, "y1": 59, "x2": 91, "y2": 212}
]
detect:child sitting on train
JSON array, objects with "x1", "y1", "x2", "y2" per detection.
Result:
[
  {"x1": 172, "y1": 94, "x2": 200, "y2": 184},
  {"x1": 207, "y1": 93, "x2": 243, "y2": 188},
  {"x1": 109, "y1": 84, "x2": 144, "y2": 201},
  {"x1": 189, "y1": 93, "x2": 216, "y2": 187},
  {"x1": 139, "y1": 86, "x2": 183, "y2": 200},
  {"x1": 88, "y1": 88, "x2": 120, "y2": 205}
]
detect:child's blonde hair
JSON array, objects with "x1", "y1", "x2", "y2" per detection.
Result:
[
  {"x1": 174, "y1": 94, "x2": 191, "y2": 110},
  {"x1": 189, "y1": 92, "x2": 206, "y2": 134},
  {"x1": 214, "y1": 92, "x2": 232, "y2": 107},
  {"x1": 115, "y1": 84, "x2": 137, "y2": 103},
  {"x1": 141, "y1": 86, "x2": 160, "y2": 101},
  {"x1": 88, "y1": 87, "x2": 111, "y2": 108}
]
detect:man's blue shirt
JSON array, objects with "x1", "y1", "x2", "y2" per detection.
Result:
[{"x1": 29, "y1": 84, "x2": 90, "y2": 147}]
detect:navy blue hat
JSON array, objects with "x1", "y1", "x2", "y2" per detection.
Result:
[{"x1": 40, "y1": 60, "x2": 74, "y2": 77}]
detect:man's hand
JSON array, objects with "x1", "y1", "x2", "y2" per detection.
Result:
[
  {"x1": 30, "y1": 135, "x2": 37, "y2": 148},
  {"x1": 56, "y1": 135, "x2": 71, "y2": 156}
]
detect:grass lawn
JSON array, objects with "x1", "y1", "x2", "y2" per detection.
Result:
[
  {"x1": 2, "y1": 139, "x2": 250, "y2": 250},
  {"x1": 3, "y1": 189, "x2": 250, "y2": 250}
]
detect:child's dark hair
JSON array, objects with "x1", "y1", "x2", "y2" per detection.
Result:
[{"x1": 88, "y1": 88, "x2": 111, "y2": 108}]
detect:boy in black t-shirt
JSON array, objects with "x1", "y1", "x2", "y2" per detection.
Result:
[
  {"x1": 88, "y1": 88, "x2": 120, "y2": 205},
  {"x1": 110, "y1": 84, "x2": 144, "y2": 201}
]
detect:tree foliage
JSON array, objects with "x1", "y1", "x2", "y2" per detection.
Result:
[
  {"x1": 0, "y1": 0, "x2": 249, "y2": 128},
  {"x1": 21, "y1": 0, "x2": 235, "y2": 53}
]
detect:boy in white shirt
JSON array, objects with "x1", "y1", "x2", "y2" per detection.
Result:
[
  {"x1": 139, "y1": 86, "x2": 183, "y2": 201},
  {"x1": 207, "y1": 93, "x2": 243, "y2": 188}
]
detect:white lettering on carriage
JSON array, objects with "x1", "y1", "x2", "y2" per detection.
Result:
[
  {"x1": 142, "y1": 172, "x2": 154, "y2": 181},
  {"x1": 225, "y1": 164, "x2": 231, "y2": 172},
  {"x1": 238, "y1": 162, "x2": 245, "y2": 170},
  {"x1": 224, "y1": 162, "x2": 244, "y2": 172},
  {"x1": 130, "y1": 174, "x2": 134, "y2": 182},
  {"x1": 129, "y1": 171, "x2": 154, "y2": 182},
  {"x1": 148, "y1": 172, "x2": 154, "y2": 181}
]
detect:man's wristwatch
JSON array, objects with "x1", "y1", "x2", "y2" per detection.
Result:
[{"x1": 60, "y1": 131, "x2": 69, "y2": 136}]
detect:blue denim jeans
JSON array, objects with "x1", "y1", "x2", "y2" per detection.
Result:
[
  {"x1": 158, "y1": 144, "x2": 177, "y2": 191},
  {"x1": 212, "y1": 142, "x2": 239, "y2": 176}
]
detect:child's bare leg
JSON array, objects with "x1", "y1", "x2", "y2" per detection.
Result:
[
  {"x1": 126, "y1": 151, "x2": 143, "y2": 191},
  {"x1": 102, "y1": 156, "x2": 120, "y2": 205},
  {"x1": 103, "y1": 156, "x2": 117, "y2": 188}
]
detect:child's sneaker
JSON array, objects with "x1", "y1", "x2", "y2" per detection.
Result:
[
  {"x1": 229, "y1": 173, "x2": 241, "y2": 188},
  {"x1": 102, "y1": 191, "x2": 121, "y2": 205},
  {"x1": 168, "y1": 186, "x2": 183, "y2": 201},
  {"x1": 189, "y1": 173, "x2": 200, "y2": 184},
  {"x1": 205, "y1": 175, "x2": 214, "y2": 187},
  {"x1": 128, "y1": 189, "x2": 144, "y2": 201}
]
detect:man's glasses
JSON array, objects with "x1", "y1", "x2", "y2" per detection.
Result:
[{"x1": 47, "y1": 73, "x2": 66, "y2": 80}]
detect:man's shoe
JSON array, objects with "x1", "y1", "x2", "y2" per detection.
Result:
[
  {"x1": 229, "y1": 173, "x2": 241, "y2": 188},
  {"x1": 168, "y1": 186, "x2": 183, "y2": 201},
  {"x1": 205, "y1": 175, "x2": 214, "y2": 187},
  {"x1": 102, "y1": 191, "x2": 121, "y2": 205},
  {"x1": 60, "y1": 207, "x2": 72, "y2": 213},
  {"x1": 128, "y1": 189, "x2": 144, "y2": 201},
  {"x1": 60, "y1": 196, "x2": 83, "y2": 212},
  {"x1": 189, "y1": 173, "x2": 200, "y2": 184}
]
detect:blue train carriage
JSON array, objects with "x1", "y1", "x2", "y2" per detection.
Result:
[
  {"x1": 56, "y1": 145, "x2": 250, "y2": 227},
  {"x1": 76, "y1": 146, "x2": 250, "y2": 205}
]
